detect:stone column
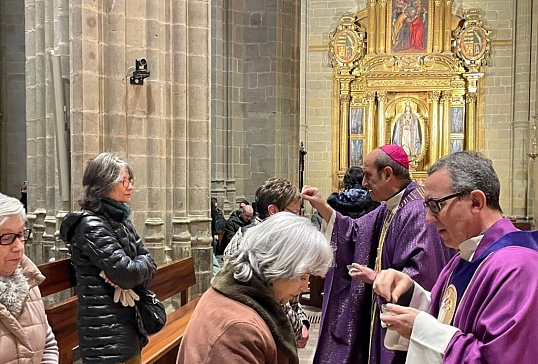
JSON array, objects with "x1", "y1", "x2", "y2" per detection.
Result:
[
  {"x1": 32, "y1": 208, "x2": 46, "y2": 263},
  {"x1": 210, "y1": 0, "x2": 229, "y2": 209},
  {"x1": 170, "y1": 0, "x2": 191, "y2": 267},
  {"x1": 0, "y1": 0, "x2": 27, "y2": 197},
  {"x1": 511, "y1": 0, "x2": 533, "y2": 218},
  {"x1": 186, "y1": 0, "x2": 212, "y2": 297}
]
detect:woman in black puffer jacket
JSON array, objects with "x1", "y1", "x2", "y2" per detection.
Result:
[{"x1": 60, "y1": 153, "x2": 157, "y2": 364}]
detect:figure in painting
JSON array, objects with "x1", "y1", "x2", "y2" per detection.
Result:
[
  {"x1": 393, "y1": 104, "x2": 421, "y2": 158},
  {"x1": 407, "y1": 8, "x2": 425, "y2": 49},
  {"x1": 392, "y1": 0, "x2": 426, "y2": 52}
]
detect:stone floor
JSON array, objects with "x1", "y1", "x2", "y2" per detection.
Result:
[{"x1": 299, "y1": 305, "x2": 321, "y2": 364}]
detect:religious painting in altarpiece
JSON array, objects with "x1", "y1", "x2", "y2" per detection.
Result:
[{"x1": 328, "y1": 7, "x2": 491, "y2": 190}]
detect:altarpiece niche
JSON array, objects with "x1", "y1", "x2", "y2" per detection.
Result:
[{"x1": 328, "y1": 6, "x2": 491, "y2": 189}]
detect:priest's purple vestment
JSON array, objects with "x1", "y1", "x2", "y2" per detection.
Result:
[
  {"x1": 427, "y1": 218, "x2": 538, "y2": 363},
  {"x1": 314, "y1": 182, "x2": 453, "y2": 364}
]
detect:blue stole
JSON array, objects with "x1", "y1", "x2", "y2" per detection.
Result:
[{"x1": 447, "y1": 230, "x2": 538, "y2": 325}]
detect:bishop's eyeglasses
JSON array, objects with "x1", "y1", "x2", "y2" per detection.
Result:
[
  {"x1": 0, "y1": 229, "x2": 32, "y2": 246},
  {"x1": 423, "y1": 192, "x2": 464, "y2": 214}
]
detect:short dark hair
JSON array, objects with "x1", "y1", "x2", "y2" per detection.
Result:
[
  {"x1": 427, "y1": 151, "x2": 502, "y2": 212},
  {"x1": 255, "y1": 178, "x2": 301, "y2": 220},
  {"x1": 239, "y1": 199, "x2": 250, "y2": 206},
  {"x1": 343, "y1": 166, "x2": 364, "y2": 189}
]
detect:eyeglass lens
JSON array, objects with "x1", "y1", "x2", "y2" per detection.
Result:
[
  {"x1": 122, "y1": 178, "x2": 134, "y2": 188},
  {"x1": 0, "y1": 229, "x2": 31, "y2": 245}
]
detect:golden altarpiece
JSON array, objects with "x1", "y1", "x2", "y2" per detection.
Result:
[{"x1": 329, "y1": 5, "x2": 492, "y2": 190}]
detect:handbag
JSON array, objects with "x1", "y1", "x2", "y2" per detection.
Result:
[{"x1": 133, "y1": 286, "x2": 167, "y2": 336}]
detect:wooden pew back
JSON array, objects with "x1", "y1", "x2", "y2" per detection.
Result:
[{"x1": 38, "y1": 257, "x2": 196, "y2": 364}]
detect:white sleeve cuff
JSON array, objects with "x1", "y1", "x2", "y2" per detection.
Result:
[
  {"x1": 321, "y1": 210, "x2": 336, "y2": 242},
  {"x1": 405, "y1": 311, "x2": 460, "y2": 364},
  {"x1": 384, "y1": 282, "x2": 432, "y2": 352},
  {"x1": 409, "y1": 281, "x2": 431, "y2": 311}
]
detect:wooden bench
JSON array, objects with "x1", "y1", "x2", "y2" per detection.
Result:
[
  {"x1": 38, "y1": 256, "x2": 200, "y2": 364},
  {"x1": 299, "y1": 275, "x2": 324, "y2": 309}
]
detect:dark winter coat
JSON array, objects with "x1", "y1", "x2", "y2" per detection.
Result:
[
  {"x1": 220, "y1": 211, "x2": 251, "y2": 254},
  {"x1": 327, "y1": 186, "x2": 380, "y2": 219},
  {"x1": 59, "y1": 198, "x2": 157, "y2": 364},
  {"x1": 211, "y1": 210, "x2": 226, "y2": 236}
]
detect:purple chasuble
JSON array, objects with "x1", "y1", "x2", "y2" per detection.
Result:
[
  {"x1": 429, "y1": 218, "x2": 538, "y2": 364},
  {"x1": 314, "y1": 182, "x2": 453, "y2": 364}
]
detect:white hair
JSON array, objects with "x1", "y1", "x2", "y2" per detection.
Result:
[
  {"x1": 229, "y1": 212, "x2": 333, "y2": 284},
  {"x1": 0, "y1": 193, "x2": 26, "y2": 226}
]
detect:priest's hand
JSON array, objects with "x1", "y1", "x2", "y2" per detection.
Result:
[
  {"x1": 373, "y1": 268, "x2": 413, "y2": 302},
  {"x1": 379, "y1": 303, "x2": 419, "y2": 339},
  {"x1": 301, "y1": 185, "x2": 333, "y2": 222},
  {"x1": 348, "y1": 263, "x2": 377, "y2": 284}
]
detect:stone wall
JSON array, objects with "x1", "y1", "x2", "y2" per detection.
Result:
[
  {"x1": 0, "y1": 0, "x2": 27, "y2": 197},
  {"x1": 211, "y1": 0, "x2": 302, "y2": 210},
  {"x1": 23, "y1": 0, "x2": 213, "y2": 298}
]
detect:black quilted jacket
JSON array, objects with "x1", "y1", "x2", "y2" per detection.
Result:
[
  {"x1": 327, "y1": 187, "x2": 380, "y2": 219},
  {"x1": 60, "y1": 198, "x2": 157, "y2": 364}
]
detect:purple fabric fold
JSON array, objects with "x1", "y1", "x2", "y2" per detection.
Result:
[
  {"x1": 314, "y1": 182, "x2": 453, "y2": 364},
  {"x1": 429, "y1": 219, "x2": 538, "y2": 364}
]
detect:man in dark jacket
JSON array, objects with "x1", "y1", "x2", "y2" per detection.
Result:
[{"x1": 219, "y1": 205, "x2": 253, "y2": 255}]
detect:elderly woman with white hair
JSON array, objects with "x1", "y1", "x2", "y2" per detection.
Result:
[
  {"x1": 176, "y1": 212, "x2": 333, "y2": 364},
  {"x1": 0, "y1": 193, "x2": 59, "y2": 363}
]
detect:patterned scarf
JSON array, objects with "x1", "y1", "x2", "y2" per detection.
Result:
[{"x1": 0, "y1": 266, "x2": 30, "y2": 318}]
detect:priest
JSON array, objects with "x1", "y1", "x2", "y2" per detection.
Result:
[
  {"x1": 302, "y1": 144, "x2": 453, "y2": 364},
  {"x1": 374, "y1": 150, "x2": 538, "y2": 364}
]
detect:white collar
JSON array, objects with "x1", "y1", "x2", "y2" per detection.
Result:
[
  {"x1": 385, "y1": 188, "x2": 406, "y2": 213},
  {"x1": 458, "y1": 235, "x2": 484, "y2": 261}
]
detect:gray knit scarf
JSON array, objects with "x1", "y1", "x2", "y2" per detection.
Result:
[
  {"x1": 0, "y1": 266, "x2": 30, "y2": 318},
  {"x1": 212, "y1": 265, "x2": 299, "y2": 364}
]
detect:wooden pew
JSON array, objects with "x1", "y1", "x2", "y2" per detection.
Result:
[{"x1": 38, "y1": 257, "x2": 200, "y2": 364}]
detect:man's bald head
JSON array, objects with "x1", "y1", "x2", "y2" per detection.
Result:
[{"x1": 240, "y1": 205, "x2": 254, "y2": 222}]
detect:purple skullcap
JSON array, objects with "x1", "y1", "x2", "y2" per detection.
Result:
[{"x1": 379, "y1": 144, "x2": 410, "y2": 169}]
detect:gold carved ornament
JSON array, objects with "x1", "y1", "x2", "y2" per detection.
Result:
[
  {"x1": 328, "y1": 13, "x2": 367, "y2": 69},
  {"x1": 453, "y1": 9, "x2": 492, "y2": 72}
]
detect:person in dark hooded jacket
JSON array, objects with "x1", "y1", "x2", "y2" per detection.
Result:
[
  {"x1": 327, "y1": 166, "x2": 379, "y2": 219},
  {"x1": 60, "y1": 152, "x2": 157, "y2": 364}
]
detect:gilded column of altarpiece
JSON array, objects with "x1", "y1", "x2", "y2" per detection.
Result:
[{"x1": 328, "y1": 7, "x2": 491, "y2": 190}]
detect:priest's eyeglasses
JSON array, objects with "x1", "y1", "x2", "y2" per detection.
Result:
[
  {"x1": 0, "y1": 229, "x2": 31, "y2": 246},
  {"x1": 423, "y1": 192, "x2": 465, "y2": 214}
]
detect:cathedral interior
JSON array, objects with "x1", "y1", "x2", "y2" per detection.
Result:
[{"x1": 0, "y1": 0, "x2": 537, "y2": 294}]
